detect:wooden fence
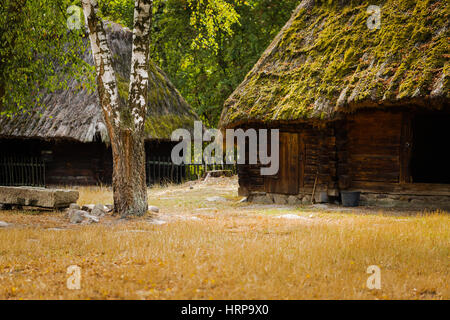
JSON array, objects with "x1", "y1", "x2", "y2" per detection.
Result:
[
  {"x1": 146, "y1": 156, "x2": 237, "y2": 186},
  {"x1": 0, "y1": 155, "x2": 236, "y2": 188},
  {"x1": 0, "y1": 154, "x2": 46, "y2": 187}
]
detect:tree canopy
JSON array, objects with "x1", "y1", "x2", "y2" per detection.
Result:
[
  {"x1": 1, "y1": 0, "x2": 298, "y2": 126},
  {"x1": 100, "y1": 0, "x2": 298, "y2": 126},
  {"x1": 0, "y1": 0, "x2": 90, "y2": 115}
]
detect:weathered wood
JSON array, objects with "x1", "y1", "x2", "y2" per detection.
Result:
[
  {"x1": 346, "y1": 110, "x2": 402, "y2": 184},
  {"x1": 264, "y1": 132, "x2": 299, "y2": 195},
  {"x1": 400, "y1": 112, "x2": 413, "y2": 183},
  {"x1": 351, "y1": 181, "x2": 450, "y2": 196}
]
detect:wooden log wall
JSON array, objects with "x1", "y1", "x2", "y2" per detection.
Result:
[
  {"x1": 235, "y1": 108, "x2": 450, "y2": 199},
  {"x1": 0, "y1": 138, "x2": 178, "y2": 186},
  {"x1": 235, "y1": 123, "x2": 337, "y2": 196},
  {"x1": 344, "y1": 110, "x2": 402, "y2": 185},
  {"x1": 302, "y1": 126, "x2": 337, "y2": 194}
]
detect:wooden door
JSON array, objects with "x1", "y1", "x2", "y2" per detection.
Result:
[{"x1": 264, "y1": 132, "x2": 300, "y2": 195}]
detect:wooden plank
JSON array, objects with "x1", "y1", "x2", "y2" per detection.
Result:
[
  {"x1": 299, "y1": 133, "x2": 305, "y2": 189},
  {"x1": 264, "y1": 133, "x2": 299, "y2": 195},
  {"x1": 346, "y1": 110, "x2": 402, "y2": 185},
  {"x1": 351, "y1": 181, "x2": 450, "y2": 196},
  {"x1": 399, "y1": 112, "x2": 413, "y2": 183}
]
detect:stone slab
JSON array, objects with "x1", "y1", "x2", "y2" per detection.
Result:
[{"x1": 0, "y1": 186, "x2": 79, "y2": 209}]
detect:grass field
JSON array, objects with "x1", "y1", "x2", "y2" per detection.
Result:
[{"x1": 0, "y1": 177, "x2": 448, "y2": 300}]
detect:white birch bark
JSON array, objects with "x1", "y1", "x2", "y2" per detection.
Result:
[
  {"x1": 81, "y1": 0, "x2": 152, "y2": 217},
  {"x1": 81, "y1": 0, "x2": 121, "y2": 129},
  {"x1": 128, "y1": 0, "x2": 153, "y2": 131}
]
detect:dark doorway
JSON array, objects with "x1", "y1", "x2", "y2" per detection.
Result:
[{"x1": 411, "y1": 113, "x2": 450, "y2": 184}]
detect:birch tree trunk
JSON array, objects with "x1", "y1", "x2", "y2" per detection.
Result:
[{"x1": 82, "y1": 0, "x2": 153, "y2": 217}]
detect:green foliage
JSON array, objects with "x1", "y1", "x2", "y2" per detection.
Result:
[
  {"x1": 150, "y1": 0, "x2": 298, "y2": 126},
  {"x1": 2, "y1": 0, "x2": 297, "y2": 127},
  {"x1": 187, "y1": 0, "x2": 240, "y2": 53},
  {"x1": 98, "y1": 0, "x2": 134, "y2": 28},
  {"x1": 99, "y1": 0, "x2": 297, "y2": 126},
  {"x1": 0, "y1": 0, "x2": 92, "y2": 116}
]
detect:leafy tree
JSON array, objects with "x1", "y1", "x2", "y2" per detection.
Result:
[
  {"x1": 98, "y1": 0, "x2": 297, "y2": 126},
  {"x1": 2, "y1": 0, "x2": 296, "y2": 216},
  {"x1": 83, "y1": 0, "x2": 240, "y2": 216},
  {"x1": 0, "y1": 0, "x2": 89, "y2": 115},
  {"x1": 150, "y1": 0, "x2": 298, "y2": 126}
]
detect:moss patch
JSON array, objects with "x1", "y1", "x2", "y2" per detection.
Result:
[
  {"x1": 221, "y1": 0, "x2": 449, "y2": 127},
  {"x1": 144, "y1": 114, "x2": 196, "y2": 140}
]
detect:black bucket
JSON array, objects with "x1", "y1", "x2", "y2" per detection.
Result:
[{"x1": 341, "y1": 191, "x2": 361, "y2": 207}]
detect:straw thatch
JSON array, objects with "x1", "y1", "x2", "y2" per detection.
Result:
[
  {"x1": 220, "y1": 0, "x2": 449, "y2": 128},
  {"x1": 0, "y1": 21, "x2": 198, "y2": 143}
]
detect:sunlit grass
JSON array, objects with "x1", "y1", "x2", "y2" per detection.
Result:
[{"x1": 0, "y1": 177, "x2": 448, "y2": 300}]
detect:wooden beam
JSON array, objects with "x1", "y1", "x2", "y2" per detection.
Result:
[
  {"x1": 351, "y1": 181, "x2": 450, "y2": 196},
  {"x1": 400, "y1": 112, "x2": 413, "y2": 183}
]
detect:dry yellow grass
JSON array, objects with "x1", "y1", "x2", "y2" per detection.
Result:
[{"x1": 0, "y1": 177, "x2": 448, "y2": 300}]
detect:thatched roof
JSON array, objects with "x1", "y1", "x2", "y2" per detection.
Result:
[
  {"x1": 0, "y1": 22, "x2": 198, "y2": 142},
  {"x1": 220, "y1": 0, "x2": 449, "y2": 128}
]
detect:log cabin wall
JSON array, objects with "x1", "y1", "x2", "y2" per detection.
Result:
[
  {"x1": 339, "y1": 108, "x2": 450, "y2": 190},
  {"x1": 235, "y1": 123, "x2": 337, "y2": 198},
  {"x1": 343, "y1": 110, "x2": 403, "y2": 187},
  {"x1": 337, "y1": 108, "x2": 450, "y2": 208},
  {"x1": 234, "y1": 108, "x2": 450, "y2": 207},
  {"x1": 0, "y1": 138, "x2": 177, "y2": 186},
  {"x1": 45, "y1": 141, "x2": 112, "y2": 185}
]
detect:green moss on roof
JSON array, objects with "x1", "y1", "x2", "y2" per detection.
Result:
[
  {"x1": 0, "y1": 21, "x2": 198, "y2": 142},
  {"x1": 220, "y1": 0, "x2": 449, "y2": 127},
  {"x1": 116, "y1": 61, "x2": 199, "y2": 140},
  {"x1": 144, "y1": 114, "x2": 196, "y2": 140}
]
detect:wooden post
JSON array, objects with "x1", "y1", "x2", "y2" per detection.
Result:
[{"x1": 400, "y1": 112, "x2": 413, "y2": 184}]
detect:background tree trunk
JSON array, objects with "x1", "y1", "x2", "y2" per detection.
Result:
[{"x1": 83, "y1": 0, "x2": 152, "y2": 217}]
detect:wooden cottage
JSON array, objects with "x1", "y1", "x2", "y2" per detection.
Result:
[
  {"x1": 219, "y1": 0, "x2": 449, "y2": 208},
  {"x1": 0, "y1": 22, "x2": 198, "y2": 186}
]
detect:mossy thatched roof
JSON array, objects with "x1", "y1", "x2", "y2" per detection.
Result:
[
  {"x1": 220, "y1": 0, "x2": 449, "y2": 128},
  {"x1": 0, "y1": 22, "x2": 198, "y2": 142}
]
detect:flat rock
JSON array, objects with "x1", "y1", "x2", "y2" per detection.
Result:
[
  {"x1": 273, "y1": 194, "x2": 289, "y2": 205},
  {"x1": 206, "y1": 196, "x2": 228, "y2": 202},
  {"x1": 68, "y1": 209, "x2": 86, "y2": 224},
  {"x1": 0, "y1": 186, "x2": 78, "y2": 209},
  {"x1": 186, "y1": 216, "x2": 202, "y2": 221},
  {"x1": 0, "y1": 221, "x2": 10, "y2": 227},
  {"x1": 82, "y1": 213, "x2": 99, "y2": 223},
  {"x1": 287, "y1": 195, "x2": 302, "y2": 205},
  {"x1": 251, "y1": 194, "x2": 274, "y2": 205},
  {"x1": 91, "y1": 204, "x2": 107, "y2": 216},
  {"x1": 302, "y1": 195, "x2": 312, "y2": 205},
  {"x1": 148, "y1": 205, "x2": 160, "y2": 213},
  {"x1": 148, "y1": 219, "x2": 167, "y2": 225}
]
